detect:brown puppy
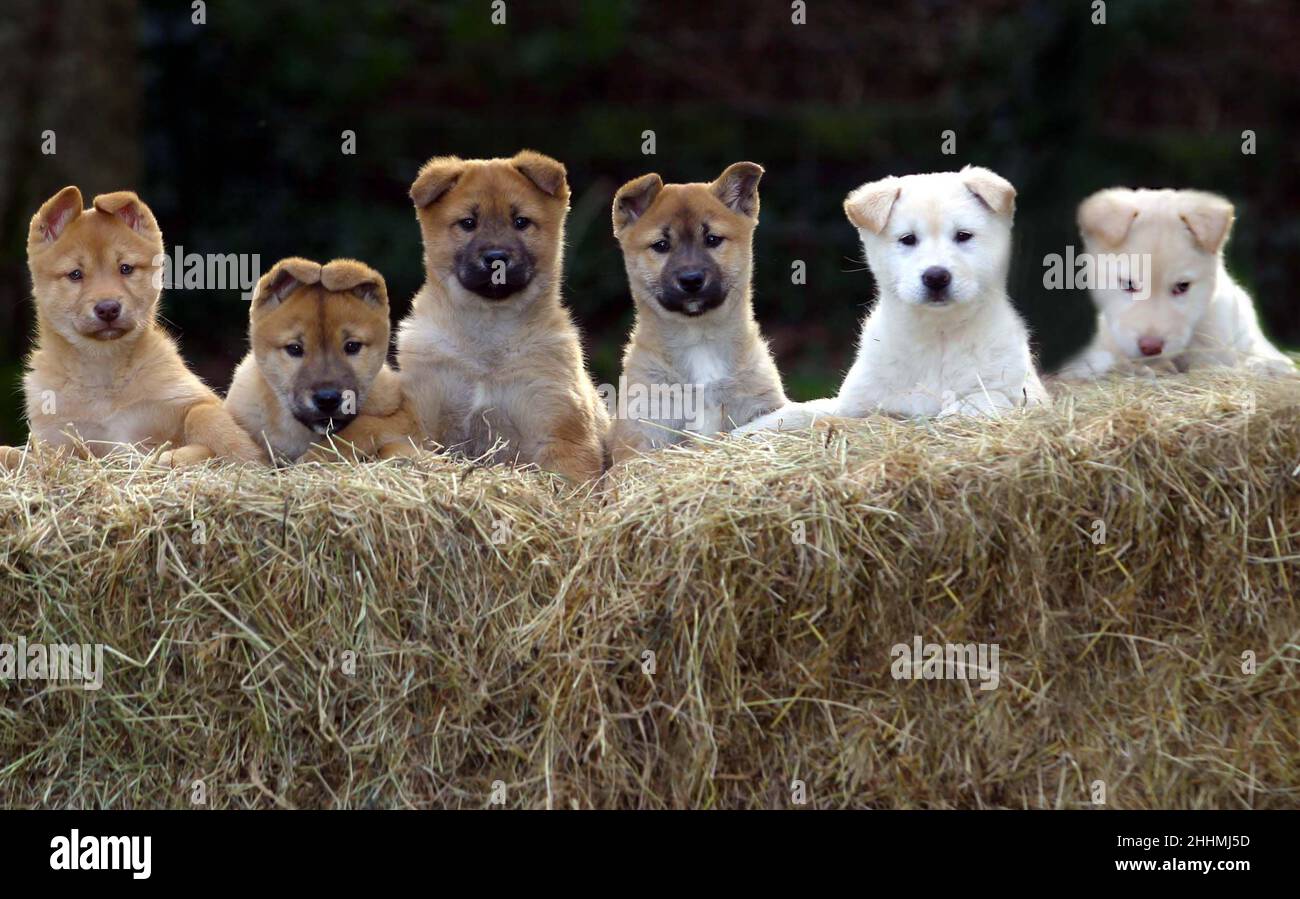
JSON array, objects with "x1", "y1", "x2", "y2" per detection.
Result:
[
  {"x1": 608, "y1": 163, "x2": 787, "y2": 463},
  {"x1": 394, "y1": 150, "x2": 608, "y2": 480},
  {"x1": 225, "y1": 257, "x2": 418, "y2": 462},
  {"x1": 0, "y1": 186, "x2": 260, "y2": 469}
]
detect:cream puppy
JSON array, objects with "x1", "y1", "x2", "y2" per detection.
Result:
[
  {"x1": 608, "y1": 163, "x2": 787, "y2": 463},
  {"x1": 736, "y1": 166, "x2": 1046, "y2": 433},
  {"x1": 1057, "y1": 188, "x2": 1294, "y2": 379}
]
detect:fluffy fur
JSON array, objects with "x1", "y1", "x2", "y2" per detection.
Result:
[
  {"x1": 225, "y1": 257, "x2": 419, "y2": 462},
  {"x1": 1057, "y1": 187, "x2": 1294, "y2": 379},
  {"x1": 608, "y1": 162, "x2": 786, "y2": 463},
  {"x1": 0, "y1": 186, "x2": 261, "y2": 468},
  {"x1": 394, "y1": 150, "x2": 608, "y2": 481},
  {"x1": 737, "y1": 166, "x2": 1047, "y2": 434}
]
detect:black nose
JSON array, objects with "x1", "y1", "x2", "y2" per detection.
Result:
[
  {"x1": 921, "y1": 267, "x2": 951, "y2": 293},
  {"x1": 312, "y1": 389, "x2": 343, "y2": 414},
  {"x1": 481, "y1": 249, "x2": 510, "y2": 268},
  {"x1": 94, "y1": 300, "x2": 121, "y2": 322},
  {"x1": 675, "y1": 270, "x2": 706, "y2": 294}
]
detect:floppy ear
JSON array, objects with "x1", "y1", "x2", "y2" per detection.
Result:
[
  {"x1": 844, "y1": 176, "x2": 901, "y2": 234},
  {"x1": 1077, "y1": 189, "x2": 1139, "y2": 247},
  {"x1": 251, "y1": 257, "x2": 321, "y2": 310},
  {"x1": 961, "y1": 166, "x2": 1016, "y2": 217},
  {"x1": 710, "y1": 161, "x2": 763, "y2": 218},
  {"x1": 29, "y1": 186, "x2": 84, "y2": 246},
  {"x1": 321, "y1": 259, "x2": 388, "y2": 309},
  {"x1": 1178, "y1": 191, "x2": 1234, "y2": 254},
  {"x1": 612, "y1": 173, "x2": 663, "y2": 234},
  {"x1": 92, "y1": 191, "x2": 162, "y2": 239},
  {"x1": 410, "y1": 156, "x2": 465, "y2": 208},
  {"x1": 512, "y1": 150, "x2": 569, "y2": 200}
]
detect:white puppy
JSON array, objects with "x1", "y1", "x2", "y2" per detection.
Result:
[
  {"x1": 1057, "y1": 188, "x2": 1293, "y2": 379},
  {"x1": 736, "y1": 166, "x2": 1046, "y2": 433}
]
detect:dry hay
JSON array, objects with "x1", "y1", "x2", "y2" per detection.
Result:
[{"x1": 1, "y1": 370, "x2": 1297, "y2": 808}]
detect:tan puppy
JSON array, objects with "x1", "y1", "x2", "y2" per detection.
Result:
[
  {"x1": 224, "y1": 257, "x2": 418, "y2": 462},
  {"x1": 394, "y1": 150, "x2": 608, "y2": 480},
  {"x1": 0, "y1": 186, "x2": 261, "y2": 469},
  {"x1": 607, "y1": 163, "x2": 787, "y2": 464},
  {"x1": 1058, "y1": 188, "x2": 1294, "y2": 378}
]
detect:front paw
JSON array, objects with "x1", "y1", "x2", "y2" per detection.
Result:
[
  {"x1": 157, "y1": 445, "x2": 214, "y2": 468},
  {"x1": 376, "y1": 441, "x2": 427, "y2": 461}
]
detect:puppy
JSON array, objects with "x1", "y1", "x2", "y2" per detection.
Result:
[
  {"x1": 224, "y1": 257, "x2": 418, "y2": 462},
  {"x1": 0, "y1": 186, "x2": 261, "y2": 468},
  {"x1": 608, "y1": 163, "x2": 787, "y2": 463},
  {"x1": 1057, "y1": 188, "x2": 1294, "y2": 379},
  {"x1": 394, "y1": 150, "x2": 608, "y2": 480},
  {"x1": 736, "y1": 166, "x2": 1047, "y2": 434}
]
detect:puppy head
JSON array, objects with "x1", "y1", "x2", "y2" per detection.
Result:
[
  {"x1": 612, "y1": 162, "x2": 762, "y2": 318},
  {"x1": 249, "y1": 257, "x2": 391, "y2": 435},
  {"x1": 409, "y1": 149, "x2": 568, "y2": 305},
  {"x1": 27, "y1": 187, "x2": 165, "y2": 348},
  {"x1": 845, "y1": 166, "x2": 1015, "y2": 309},
  {"x1": 1077, "y1": 187, "x2": 1232, "y2": 360}
]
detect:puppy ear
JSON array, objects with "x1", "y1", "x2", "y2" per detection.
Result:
[
  {"x1": 612, "y1": 173, "x2": 663, "y2": 234},
  {"x1": 29, "y1": 186, "x2": 84, "y2": 246},
  {"x1": 1178, "y1": 191, "x2": 1234, "y2": 254},
  {"x1": 92, "y1": 191, "x2": 162, "y2": 238},
  {"x1": 961, "y1": 166, "x2": 1016, "y2": 217},
  {"x1": 252, "y1": 257, "x2": 321, "y2": 310},
  {"x1": 321, "y1": 259, "x2": 388, "y2": 308},
  {"x1": 512, "y1": 150, "x2": 569, "y2": 200},
  {"x1": 710, "y1": 162, "x2": 763, "y2": 218},
  {"x1": 410, "y1": 156, "x2": 465, "y2": 208},
  {"x1": 1077, "y1": 189, "x2": 1139, "y2": 247},
  {"x1": 844, "y1": 177, "x2": 901, "y2": 234}
]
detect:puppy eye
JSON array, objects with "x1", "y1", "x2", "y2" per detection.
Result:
[
  {"x1": 343, "y1": 340, "x2": 363, "y2": 355},
  {"x1": 954, "y1": 230, "x2": 973, "y2": 243},
  {"x1": 284, "y1": 343, "x2": 304, "y2": 358},
  {"x1": 704, "y1": 234, "x2": 725, "y2": 248},
  {"x1": 68, "y1": 269, "x2": 83, "y2": 282},
  {"x1": 458, "y1": 218, "x2": 477, "y2": 232},
  {"x1": 898, "y1": 234, "x2": 917, "y2": 246},
  {"x1": 119, "y1": 263, "x2": 135, "y2": 275},
  {"x1": 1171, "y1": 281, "x2": 1191, "y2": 295},
  {"x1": 650, "y1": 239, "x2": 671, "y2": 254},
  {"x1": 513, "y1": 216, "x2": 531, "y2": 230}
]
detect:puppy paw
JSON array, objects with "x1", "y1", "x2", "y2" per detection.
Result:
[
  {"x1": 157, "y1": 445, "x2": 215, "y2": 468},
  {"x1": 1244, "y1": 357, "x2": 1300, "y2": 379},
  {"x1": 376, "y1": 441, "x2": 427, "y2": 461}
]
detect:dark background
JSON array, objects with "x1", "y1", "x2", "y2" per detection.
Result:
[{"x1": 1, "y1": 0, "x2": 1296, "y2": 443}]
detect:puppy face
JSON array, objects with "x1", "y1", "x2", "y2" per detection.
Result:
[
  {"x1": 612, "y1": 162, "x2": 761, "y2": 318},
  {"x1": 409, "y1": 150, "x2": 569, "y2": 304},
  {"x1": 845, "y1": 167, "x2": 1016, "y2": 309},
  {"x1": 27, "y1": 187, "x2": 165, "y2": 348},
  {"x1": 249, "y1": 258, "x2": 391, "y2": 434},
  {"x1": 1077, "y1": 188, "x2": 1231, "y2": 360}
]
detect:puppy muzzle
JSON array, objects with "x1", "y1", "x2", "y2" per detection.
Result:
[{"x1": 656, "y1": 282, "x2": 726, "y2": 317}]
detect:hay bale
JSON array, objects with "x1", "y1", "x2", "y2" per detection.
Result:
[{"x1": 1, "y1": 370, "x2": 1297, "y2": 808}]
